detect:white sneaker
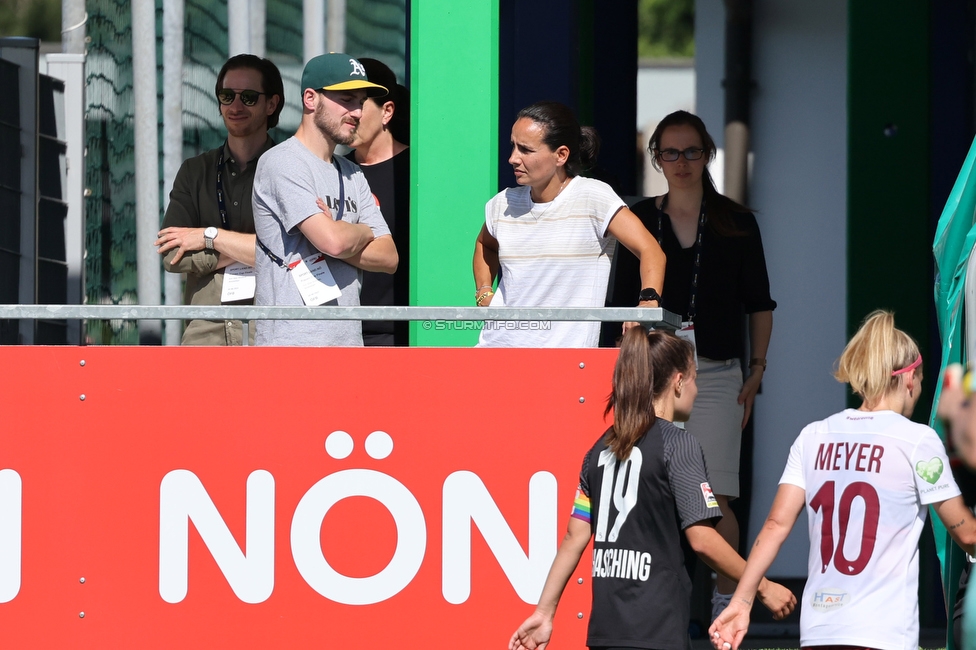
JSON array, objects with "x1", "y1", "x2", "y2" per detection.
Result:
[{"x1": 711, "y1": 588, "x2": 733, "y2": 622}]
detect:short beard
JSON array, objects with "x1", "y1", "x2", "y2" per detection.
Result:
[{"x1": 314, "y1": 100, "x2": 356, "y2": 145}]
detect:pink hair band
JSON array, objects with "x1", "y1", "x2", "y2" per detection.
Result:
[{"x1": 892, "y1": 354, "x2": 922, "y2": 377}]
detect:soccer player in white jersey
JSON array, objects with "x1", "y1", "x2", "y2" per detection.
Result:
[{"x1": 710, "y1": 310, "x2": 976, "y2": 650}]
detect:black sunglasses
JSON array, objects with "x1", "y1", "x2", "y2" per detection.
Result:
[
  {"x1": 216, "y1": 88, "x2": 266, "y2": 107},
  {"x1": 655, "y1": 147, "x2": 705, "y2": 162}
]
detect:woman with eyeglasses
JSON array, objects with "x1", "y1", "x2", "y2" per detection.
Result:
[
  {"x1": 472, "y1": 101, "x2": 666, "y2": 348},
  {"x1": 605, "y1": 110, "x2": 776, "y2": 617}
]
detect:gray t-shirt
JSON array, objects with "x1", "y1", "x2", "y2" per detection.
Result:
[{"x1": 252, "y1": 136, "x2": 391, "y2": 346}]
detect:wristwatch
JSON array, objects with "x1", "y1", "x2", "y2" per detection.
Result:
[
  {"x1": 638, "y1": 287, "x2": 662, "y2": 303},
  {"x1": 204, "y1": 227, "x2": 218, "y2": 250}
]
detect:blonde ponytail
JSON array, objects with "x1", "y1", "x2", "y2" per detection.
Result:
[{"x1": 834, "y1": 310, "x2": 920, "y2": 405}]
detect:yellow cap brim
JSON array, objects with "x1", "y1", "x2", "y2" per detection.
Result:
[{"x1": 321, "y1": 80, "x2": 388, "y2": 97}]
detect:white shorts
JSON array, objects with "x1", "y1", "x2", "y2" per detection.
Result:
[{"x1": 683, "y1": 357, "x2": 744, "y2": 498}]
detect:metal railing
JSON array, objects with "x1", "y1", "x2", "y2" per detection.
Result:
[{"x1": 0, "y1": 305, "x2": 681, "y2": 327}]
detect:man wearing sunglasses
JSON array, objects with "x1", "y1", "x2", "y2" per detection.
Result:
[
  {"x1": 252, "y1": 53, "x2": 398, "y2": 346},
  {"x1": 155, "y1": 54, "x2": 284, "y2": 345}
]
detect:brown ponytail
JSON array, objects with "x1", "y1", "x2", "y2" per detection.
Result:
[{"x1": 604, "y1": 327, "x2": 696, "y2": 459}]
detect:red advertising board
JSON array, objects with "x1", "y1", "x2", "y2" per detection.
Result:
[{"x1": 0, "y1": 346, "x2": 619, "y2": 648}]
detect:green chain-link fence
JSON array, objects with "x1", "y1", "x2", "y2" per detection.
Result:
[{"x1": 83, "y1": 0, "x2": 405, "y2": 344}]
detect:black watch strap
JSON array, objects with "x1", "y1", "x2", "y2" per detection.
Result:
[{"x1": 638, "y1": 287, "x2": 662, "y2": 303}]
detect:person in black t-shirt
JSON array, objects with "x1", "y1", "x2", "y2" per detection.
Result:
[
  {"x1": 509, "y1": 328, "x2": 794, "y2": 650},
  {"x1": 345, "y1": 58, "x2": 410, "y2": 346},
  {"x1": 604, "y1": 111, "x2": 776, "y2": 616}
]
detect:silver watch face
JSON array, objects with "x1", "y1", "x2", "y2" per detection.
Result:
[{"x1": 205, "y1": 227, "x2": 218, "y2": 239}]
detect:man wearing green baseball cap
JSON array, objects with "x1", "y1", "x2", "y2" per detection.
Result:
[
  {"x1": 252, "y1": 54, "x2": 398, "y2": 346},
  {"x1": 300, "y1": 53, "x2": 388, "y2": 98}
]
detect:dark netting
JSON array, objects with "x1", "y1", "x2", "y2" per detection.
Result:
[
  {"x1": 265, "y1": 0, "x2": 302, "y2": 141},
  {"x1": 181, "y1": 0, "x2": 229, "y2": 155},
  {"x1": 85, "y1": 0, "x2": 141, "y2": 344},
  {"x1": 346, "y1": 0, "x2": 407, "y2": 81},
  {"x1": 83, "y1": 0, "x2": 406, "y2": 344}
]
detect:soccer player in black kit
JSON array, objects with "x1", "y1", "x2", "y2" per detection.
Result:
[{"x1": 510, "y1": 328, "x2": 795, "y2": 650}]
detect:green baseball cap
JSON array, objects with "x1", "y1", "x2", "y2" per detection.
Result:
[{"x1": 301, "y1": 53, "x2": 388, "y2": 97}]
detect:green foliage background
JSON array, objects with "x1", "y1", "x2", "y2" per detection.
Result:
[
  {"x1": 0, "y1": 0, "x2": 62, "y2": 42},
  {"x1": 638, "y1": 0, "x2": 694, "y2": 58},
  {"x1": 0, "y1": 0, "x2": 691, "y2": 60}
]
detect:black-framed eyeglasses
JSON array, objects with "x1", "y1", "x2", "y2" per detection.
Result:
[
  {"x1": 216, "y1": 89, "x2": 266, "y2": 106},
  {"x1": 655, "y1": 147, "x2": 705, "y2": 162}
]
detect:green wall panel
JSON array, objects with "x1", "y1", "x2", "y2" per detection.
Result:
[
  {"x1": 410, "y1": 1, "x2": 499, "y2": 346},
  {"x1": 848, "y1": 5, "x2": 944, "y2": 631},
  {"x1": 847, "y1": 2, "x2": 930, "y2": 404}
]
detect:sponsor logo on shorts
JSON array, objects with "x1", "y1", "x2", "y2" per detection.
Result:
[
  {"x1": 701, "y1": 482, "x2": 719, "y2": 509},
  {"x1": 811, "y1": 589, "x2": 848, "y2": 611}
]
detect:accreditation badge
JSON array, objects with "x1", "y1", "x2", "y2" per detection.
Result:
[
  {"x1": 291, "y1": 253, "x2": 342, "y2": 306},
  {"x1": 677, "y1": 321, "x2": 698, "y2": 369},
  {"x1": 220, "y1": 261, "x2": 256, "y2": 302}
]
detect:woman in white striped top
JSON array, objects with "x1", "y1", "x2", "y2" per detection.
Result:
[{"x1": 472, "y1": 101, "x2": 666, "y2": 348}]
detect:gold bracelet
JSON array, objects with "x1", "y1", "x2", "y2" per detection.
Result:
[
  {"x1": 749, "y1": 358, "x2": 767, "y2": 370},
  {"x1": 476, "y1": 290, "x2": 494, "y2": 306}
]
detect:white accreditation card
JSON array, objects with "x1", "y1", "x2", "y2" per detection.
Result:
[
  {"x1": 291, "y1": 253, "x2": 342, "y2": 306},
  {"x1": 220, "y1": 261, "x2": 256, "y2": 302},
  {"x1": 677, "y1": 321, "x2": 699, "y2": 368}
]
